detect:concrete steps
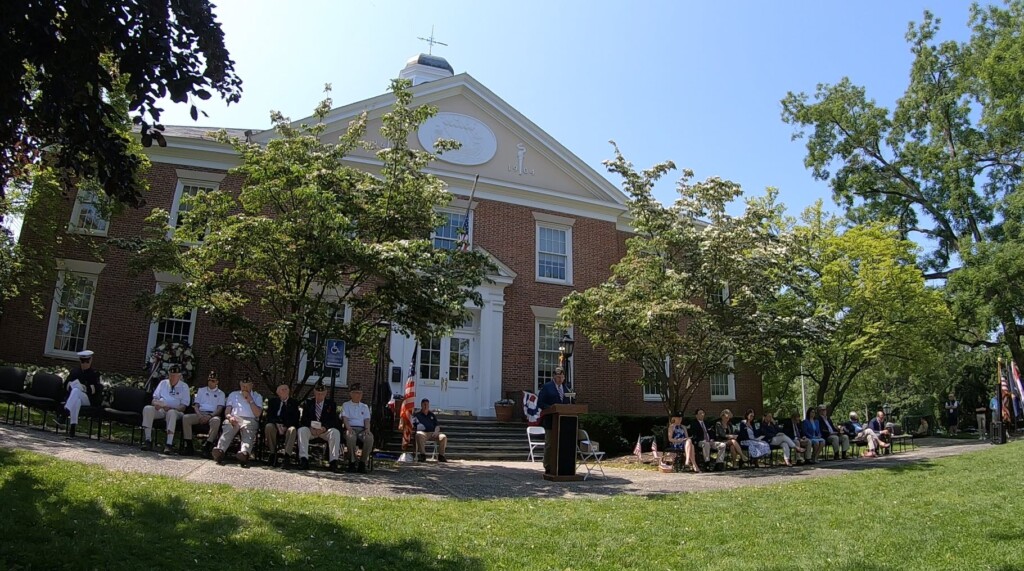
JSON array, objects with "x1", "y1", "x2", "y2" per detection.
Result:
[{"x1": 384, "y1": 416, "x2": 535, "y2": 461}]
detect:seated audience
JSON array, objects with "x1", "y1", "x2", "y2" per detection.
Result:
[
  {"x1": 297, "y1": 381, "x2": 342, "y2": 470},
  {"x1": 845, "y1": 411, "x2": 888, "y2": 457},
  {"x1": 690, "y1": 408, "x2": 726, "y2": 470},
  {"x1": 264, "y1": 383, "x2": 301, "y2": 468},
  {"x1": 868, "y1": 410, "x2": 892, "y2": 450},
  {"x1": 760, "y1": 412, "x2": 803, "y2": 467},
  {"x1": 914, "y1": 417, "x2": 929, "y2": 437},
  {"x1": 781, "y1": 411, "x2": 813, "y2": 465},
  {"x1": 342, "y1": 383, "x2": 374, "y2": 473},
  {"x1": 713, "y1": 409, "x2": 746, "y2": 469},
  {"x1": 181, "y1": 371, "x2": 225, "y2": 457},
  {"x1": 413, "y1": 398, "x2": 448, "y2": 462},
  {"x1": 667, "y1": 413, "x2": 700, "y2": 473},
  {"x1": 817, "y1": 404, "x2": 851, "y2": 460},
  {"x1": 141, "y1": 364, "x2": 191, "y2": 454},
  {"x1": 55, "y1": 350, "x2": 103, "y2": 439},
  {"x1": 211, "y1": 375, "x2": 263, "y2": 466},
  {"x1": 801, "y1": 407, "x2": 825, "y2": 463},
  {"x1": 737, "y1": 409, "x2": 770, "y2": 466}
]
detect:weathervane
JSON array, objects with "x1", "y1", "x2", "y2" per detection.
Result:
[{"x1": 417, "y1": 25, "x2": 448, "y2": 55}]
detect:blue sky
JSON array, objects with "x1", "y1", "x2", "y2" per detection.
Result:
[{"x1": 154, "y1": 0, "x2": 984, "y2": 219}]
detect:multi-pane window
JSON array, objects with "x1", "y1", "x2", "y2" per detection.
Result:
[
  {"x1": 146, "y1": 283, "x2": 197, "y2": 358},
  {"x1": 536, "y1": 322, "x2": 568, "y2": 391},
  {"x1": 643, "y1": 357, "x2": 670, "y2": 401},
  {"x1": 710, "y1": 367, "x2": 736, "y2": 401},
  {"x1": 69, "y1": 190, "x2": 109, "y2": 235},
  {"x1": 419, "y1": 336, "x2": 442, "y2": 381},
  {"x1": 170, "y1": 181, "x2": 215, "y2": 233},
  {"x1": 536, "y1": 223, "x2": 571, "y2": 283},
  {"x1": 448, "y1": 337, "x2": 471, "y2": 383},
  {"x1": 48, "y1": 272, "x2": 97, "y2": 355},
  {"x1": 433, "y1": 211, "x2": 469, "y2": 251}
]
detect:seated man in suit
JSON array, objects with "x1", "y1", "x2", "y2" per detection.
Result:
[
  {"x1": 781, "y1": 411, "x2": 813, "y2": 465},
  {"x1": 845, "y1": 411, "x2": 888, "y2": 457},
  {"x1": 536, "y1": 366, "x2": 570, "y2": 475},
  {"x1": 341, "y1": 383, "x2": 374, "y2": 473},
  {"x1": 414, "y1": 398, "x2": 448, "y2": 462},
  {"x1": 817, "y1": 404, "x2": 851, "y2": 460},
  {"x1": 689, "y1": 408, "x2": 726, "y2": 470},
  {"x1": 264, "y1": 383, "x2": 301, "y2": 468},
  {"x1": 298, "y1": 381, "x2": 342, "y2": 470},
  {"x1": 181, "y1": 370, "x2": 226, "y2": 457},
  {"x1": 869, "y1": 410, "x2": 892, "y2": 451}
]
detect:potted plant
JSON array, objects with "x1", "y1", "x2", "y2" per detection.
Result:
[{"x1": 494, "y1": 398, "x2": 515, "y2": 422}]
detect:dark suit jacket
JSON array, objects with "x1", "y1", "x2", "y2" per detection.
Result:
[
  {"x1": 266, "y1": 397, "x2": 300, "y2": 428},
  {"x1": 65, "y1": 367, "x2": 103, "y2": 400},
  {"x1": 781, "y1": 418, "x2": 804, "y2": 440},
  {"x1": 536, "y1": 380, "x2": 569, "y2": 429},
  {"x1": 868, "y1": 417, "x2": 886, "y2": 433},
  {"x1": 817, "y1": 416, "x2": 840, "y2": 437},
  {"x1": 690, "y1": 419, "x2": 714, "y2": 443},
  {"x1": 300, "y1": 398, "x2": 340, "y2": 430}
]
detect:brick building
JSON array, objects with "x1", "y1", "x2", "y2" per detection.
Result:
[{"x1": 0, "y1": 55, "x2": 762, "y2": 418}]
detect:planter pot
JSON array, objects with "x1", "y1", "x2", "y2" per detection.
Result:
[{"x1": 494, "y1": 404, "x2": 514, "y2": 422}]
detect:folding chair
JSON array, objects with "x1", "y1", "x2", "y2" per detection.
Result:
[
  {"x1": 526, "y1": 426, "x2": 545, "y2": 462},
  {"x1": 576, "y1": 429, "x2": 605, "y2": 480}
]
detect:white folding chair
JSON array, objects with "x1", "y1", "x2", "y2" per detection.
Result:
[
  {"x1": 526, "y1": 426, "x2": 545, "y2": 462},
  {"x1": 576, "y1": 429, "x2": 605, "y2": 480}
]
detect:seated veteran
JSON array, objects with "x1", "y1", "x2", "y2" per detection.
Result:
[
  {"x1": 211, "y1": 375, "x2": 264, "y2": 466},
  {"x1": 342, "y1": 383, "x2": 374, "y2": 473},
  {"x1": 141, "y1": 364, "x2": 191, "y2": 454},
  {"x1": 297, "y1": 381, "x2": 342, "y2": 470},
  {"x1": 413, "y1": 398, "x2": 448, "y2": 462},
  {"x1": 181, "y1": 371, "x2": 226, "y2": 457},
  {"x1": 265, "y1": 383, "x2": 301, "y2": 468}
]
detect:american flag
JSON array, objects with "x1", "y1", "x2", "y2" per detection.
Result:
[
  {"x1": 399, "y1": 344, "x2": 418, "y2": 450},
  {"x1": 633, "y1": 434, "x2": 642, "y2": 461},
  {"x1": 455, "y1": 175, "x2": 479, "y2": 253}
]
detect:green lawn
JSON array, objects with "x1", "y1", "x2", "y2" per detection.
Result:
[{"x1": 2, "y1": 443, "x2": 1023, "y2": 570}]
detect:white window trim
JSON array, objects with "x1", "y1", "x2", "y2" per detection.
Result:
[
  {"x1": 534, "y1": 319, "x2": 573, "y2": 393},
  {"x1": 44, "y1": 266, "x2": 100, "y2": 360},
  {"x1": 298, "y1": 305, "x2": 352, "y2": 386},
  {"x1": 710, "y1": 358, "x2": 737, "y2": 402},
  {"x1": 431, "y1": 207, "x2": 474, "y2": 251},
  {"x1": 168, "y1": 178, "x2": 219, "y2": 242},
  {"x1": 534, "y1": 221, "x2": 573, "y2": 285},
  {"x1": 68, "y1": 189, "x2": 110, "y2": 236},
  {"x1": 145, "y1": 283, "x2": 198, "y2": 360},
  {"x1": 643, "y1": 357, "x2": 670, "y2": 402}
]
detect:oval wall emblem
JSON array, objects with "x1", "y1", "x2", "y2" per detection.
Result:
[{"x1": 417, "y1": 112, "x2": 497, "y2": 166}]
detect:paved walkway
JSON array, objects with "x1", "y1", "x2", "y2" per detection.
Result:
[{"x1": 0, "y1": 424, "x2": 993, "y2": 500}]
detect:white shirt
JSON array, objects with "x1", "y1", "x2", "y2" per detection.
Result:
[
  {"x1": 341, "y1": 401, "x2": 371, "y2": 429},
  {"x1": 225, "y1": 390, "x2": 263, "y2": 419},
  {"x1": 153, "y1": 379, "x2": 191, "y2": 409},
  {"x1": 194, "y1": 386, "x2": 226, "y2": 414}
]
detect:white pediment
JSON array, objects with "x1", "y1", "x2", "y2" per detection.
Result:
[{"x1": 274, "y1": 74, "x2": 628, "y2": 218}]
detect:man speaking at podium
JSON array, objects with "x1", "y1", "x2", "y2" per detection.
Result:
[{"x1": 537, "y1": 366, "x2": 571, "y2": 474}]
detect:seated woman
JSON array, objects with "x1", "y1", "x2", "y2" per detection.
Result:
[
  {"x1": 914, "y1": 417, "x2": 929, "y2": 437},
  {"x1": 801, "y1": 407, "x2": 826, "y2": 463},
  {"x1": 760, "y1": 412, "x2": 804, "y2": 467},
  {"x1": 737, "y1": 409, "x2": 770, "y2": 467},
  {"x1": 713, "y1": 409, "x2": 747, "y2": 469},
  {"x1": 666, "y1": 414, "x2": 700, "y2": 473},
  {"x1": 845, "y1": 411, "x2": 888, "y2": 457}
]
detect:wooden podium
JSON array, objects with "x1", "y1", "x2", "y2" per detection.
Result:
[{"x1": 542, "y1": 404, "x2": 588, "y2": 481}]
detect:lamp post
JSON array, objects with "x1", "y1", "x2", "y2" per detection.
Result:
[{"x1": 559, "y1": 333, "x2": 575, "y2": 399}]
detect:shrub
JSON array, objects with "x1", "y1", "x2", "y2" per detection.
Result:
[{"x1": 579, "y1": 413, "x2": 627, "y2": 456}]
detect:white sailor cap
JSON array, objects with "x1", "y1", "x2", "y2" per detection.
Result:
[{"x1": 77, "y1": 350, "x2": 94, "y2": 359}]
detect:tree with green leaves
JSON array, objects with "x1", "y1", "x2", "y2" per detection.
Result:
[
  {"x1": 767, "y1": 203, "x2": 952, "y2": 413},
  {"x1": 781, "y1": 2, "x2": 1024, "y2": 378},
  {"x1": 125, "y1": 80, "x2": 492, "y2": 392},
  {"x1": 560, "y1": 145, "x2": 798, "y2": 415},
  {"x1": 1, "y1": 0, "x2": 241, "y2": 209}
]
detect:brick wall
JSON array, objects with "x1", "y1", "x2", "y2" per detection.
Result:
[{"x1": 0, "y1": 161, "x2": 763, "y2": 414}]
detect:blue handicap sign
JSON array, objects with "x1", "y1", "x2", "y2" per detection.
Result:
[{"x1": 325, "y1": 339, "x2": 345, "y2": 369}]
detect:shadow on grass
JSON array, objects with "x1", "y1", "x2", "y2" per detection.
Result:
[{"x1": 0, "y1": 449, "x2": 484, "y2": 570}]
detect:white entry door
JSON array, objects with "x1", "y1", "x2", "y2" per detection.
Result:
[{"x1": 417, "y1": 334, "x2": 476, "y2": 413}]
